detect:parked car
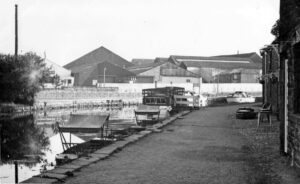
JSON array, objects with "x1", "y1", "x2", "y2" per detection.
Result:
[{"x1": 226, "y1": 91, "x2": 255, "y2": 103}]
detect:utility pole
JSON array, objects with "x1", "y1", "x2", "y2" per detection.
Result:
[
  {"x1": 103, "y1": 67, "x2": 106, "y2": 87},
  {"x1": 15, "y1": 4, "x2": 18, "y2": 59}
]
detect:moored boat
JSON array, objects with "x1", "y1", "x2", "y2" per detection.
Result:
[{"x1": 226, "y1": 91, "x2": 255, "y2": 103}]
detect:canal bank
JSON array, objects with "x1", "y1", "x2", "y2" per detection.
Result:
[
  {"x1": 21, "y1": 110, "x2": 191, "y2": 183},
  {"x1": 37, "y1": 104, "x2": 299, "y2": 184}
]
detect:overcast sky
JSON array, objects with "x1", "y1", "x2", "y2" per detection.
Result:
[{"x1": 0, "y1": 0, "x2": 279, "y2": 66}]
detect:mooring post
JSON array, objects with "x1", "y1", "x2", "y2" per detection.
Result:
[{"x1": 14, "y1": 161, "x2": 18, "y2": 183}]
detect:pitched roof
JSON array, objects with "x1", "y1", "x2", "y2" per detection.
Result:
[
  {"x1": 131, "y1": 59, "x2": 155, "y2": 66},
  {"x1": 127, "y1": 62, "x2": 165, "y2": 74},
  {"x1": 215, "y1": 52, "x2": 262, "y2": 64},
  {"x1": 44, "y1": 58, "x2": 72, "y2": 78},
  {"x1": 154, "y1": 57, "x2": 169, "y2": 63},
  {"x1": 171, "y1": 54, "x2": 261, "y2": 70},
  {"x1": 97, "y1": 61, "x2": 136, "y2": 77},
  {"x1": 64, "y1": 46, "x2": 133, "y2": 69}
]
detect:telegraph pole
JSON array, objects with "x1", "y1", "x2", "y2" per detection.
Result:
[{"x1": 15, "y1": 4, "x2": 18, "y2": 60}]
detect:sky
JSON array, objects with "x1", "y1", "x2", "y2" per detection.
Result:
[{"x1": 0, "y1": 0, "x2": 279, "y2": 66}]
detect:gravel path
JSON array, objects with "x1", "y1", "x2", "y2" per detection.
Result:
[{"x1": 61, "y1": 105, "x2": 292, "y2": 184}]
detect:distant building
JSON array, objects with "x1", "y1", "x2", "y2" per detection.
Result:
[
  {"x1": 64, "y1": 46, "x2": 147, "y2": 86},
  {"x1": 44, "y1": 59, "x2": 74, "y2": 87},
  {"x1": 213, "y1": 69, "x2": 261, "y2": 83},
  {"x1": 128, "y1": 60, "x2": 199, "y2": 85},
  {"x1": 170, "y1": 53, "x2": 262, "y2": 83},
  {"x1": 131, "y1": 53, "x2": 262, "y2": 83}
]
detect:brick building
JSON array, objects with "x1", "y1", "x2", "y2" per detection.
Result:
[
  {"x1": 262, "y1": 0, "x2": 300, "y2": 170},
  {"x1": 280, "y1": 0, "x2": 300, "y2": 169},
  {"x1": 260, "y1": 45, "x2": 280, "y2": 115}
]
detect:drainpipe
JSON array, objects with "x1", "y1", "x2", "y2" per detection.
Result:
[{"x1": 264, "y1": 51, "x2": 268, "y2": 103}]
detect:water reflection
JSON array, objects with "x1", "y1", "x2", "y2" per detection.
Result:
[
  {"x1": 0, "y1": 106, "x2": 137, "y2": 183},
  {"x1": 0, "y1": 115, "x2": 50, "y2": 183},
  {"x1": 0, "y1": 115, "x2": 49, "y2": 162}
]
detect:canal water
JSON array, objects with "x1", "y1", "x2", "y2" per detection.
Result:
[{"x1": 0, "y1": 106, "x2": 137, "y2": 183}]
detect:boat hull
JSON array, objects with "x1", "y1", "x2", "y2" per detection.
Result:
[{"x1": 226, "y1": 97, "x2": 255, "y2": 103}]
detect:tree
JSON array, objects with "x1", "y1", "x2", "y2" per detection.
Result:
[
  {"x1": 271, "y1": 19, "x2": 280, "y2": 38},
  {"x1": 1, "y1": 115, "x2": 49, "y2": 163},
  {"x1": 0, "y1": 52, "x2": 53, "y2": 106}
]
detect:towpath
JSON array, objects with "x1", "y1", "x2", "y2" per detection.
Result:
[{"x1": 61, "y1": 104, "x2": 299, "y2": 184}]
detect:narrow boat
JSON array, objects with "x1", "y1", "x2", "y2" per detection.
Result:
[
  {"x1": 142, "y1": 87, "x2": 185, "y2": 112},
  {"x1": 134, "y1": 87, "x2": 186, "y2": 126},
  {"x1": 134, "y1": 105, "x2": 161, "y2": 126},
  {"x1": 174, "y1": 91, "x2": 200, "y2": 110}
]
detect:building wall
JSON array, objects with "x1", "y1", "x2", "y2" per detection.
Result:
[
  {"x1": 138, "y1": 67, "x2": 161, "y2": 82},
  {"x1": 138, "y1": 62, "x2": 198, "y2": 83},
  {"x1": 261, "y1": 48, "x2": 280, "y2": 114},
  {"x1": 160, "y1": 76, "x2": 200, "y2": 84},
  {"x1": 101, "y1": 82, "x2": 261, "y2": 95},
  {"x1": 135, "y1": 76, "x2": 154, "y2": 83},
  {"x1": 44, "y1": 59, "x2": 74, "y2": 87},
  {"x1": 188, "y1": 67, "x2": 222, "y2": 83},
  {"x1": 240, "y1": 73, "x2": 259, "y2": 83},
  {"x1": 279, "y1": 0, "x2": 300, "y2": 170},
  {"x1": 286, "y1": 42, "x2": 300, "y2": 169}
]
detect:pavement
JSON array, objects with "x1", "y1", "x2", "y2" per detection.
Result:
[
  {"x1": 54, "y1": 104, "x2": 300, "y2": 184},
  {"x1": 23, "y1": 104, "x2": 300, "y2": 184}
]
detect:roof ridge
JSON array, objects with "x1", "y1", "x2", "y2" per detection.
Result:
[{"x1": 64, "y1": 46, "x2": 132, "y2": 68}]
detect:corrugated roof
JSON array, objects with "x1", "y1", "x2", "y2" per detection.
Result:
[
  {"x1": 127, "y1": 62, "x2": 165, "y2": 74},
  {"x1": 171, "y1": 54, "x2": 261, "y2": 70},
  {"x1": 215, "y1": 52, "x2": 262, "y2": 64}
]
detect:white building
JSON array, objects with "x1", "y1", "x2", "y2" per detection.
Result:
[{"x1": 44, "y1": 59, "x2": 74, "y2": 87}]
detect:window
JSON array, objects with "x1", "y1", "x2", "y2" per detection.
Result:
[
  {"x1": 186, "y1": 79, "x2": 191, "y2": 83},
  {"x1": 233, "y1": 74, "x2": 238, "y2": 80}
]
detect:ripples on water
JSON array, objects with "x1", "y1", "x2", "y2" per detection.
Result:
[{"x1": 0, "y1": 106, "x2": 137, "y2": 183}]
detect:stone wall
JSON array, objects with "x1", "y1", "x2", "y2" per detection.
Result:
[
  {"x1": 263, "y1": 48, "x2": 280, "y2": 114},
  {"x1": 279, "y1": 0, "x2": 300, "y2": 171},
  {"x1": 288, "y1": 114, "x2": 300, "y2": 169}
]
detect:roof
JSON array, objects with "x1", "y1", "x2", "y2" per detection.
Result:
[
  {"x1": 131, "y1": 59, "x2": 154, "y2": 66},
  {"x1": 97, "y1": 61, "x2": 136, "y2": 77},
  {"x1": 127, "y1": 62, "x2": 165, "y2": 74},
  {"x1": 44, "y1": 58, "x2": 72, "y2": 78},
  {"x1": 218, "y1": 68, "x2": 261, "y2": 75},
  {"x1": 59, "y1": 114, "x2": 109, "y2": 133},
  {"x1": 154, "y1": 57, "x2": 169, "y2": 63},
  {"x1": 64, "y1": 46, "x2": 133, "y2": 69},
  {"x1": 215, "y1": 52, "x2": 262, "y2": 64},
  {"x1": 171, "y1": 54, "x2": 261, "y2": 70}
]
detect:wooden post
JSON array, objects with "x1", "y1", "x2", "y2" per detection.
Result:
[{"x1": 14, "y1": 161, "x2": 18, "y2": 184}]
